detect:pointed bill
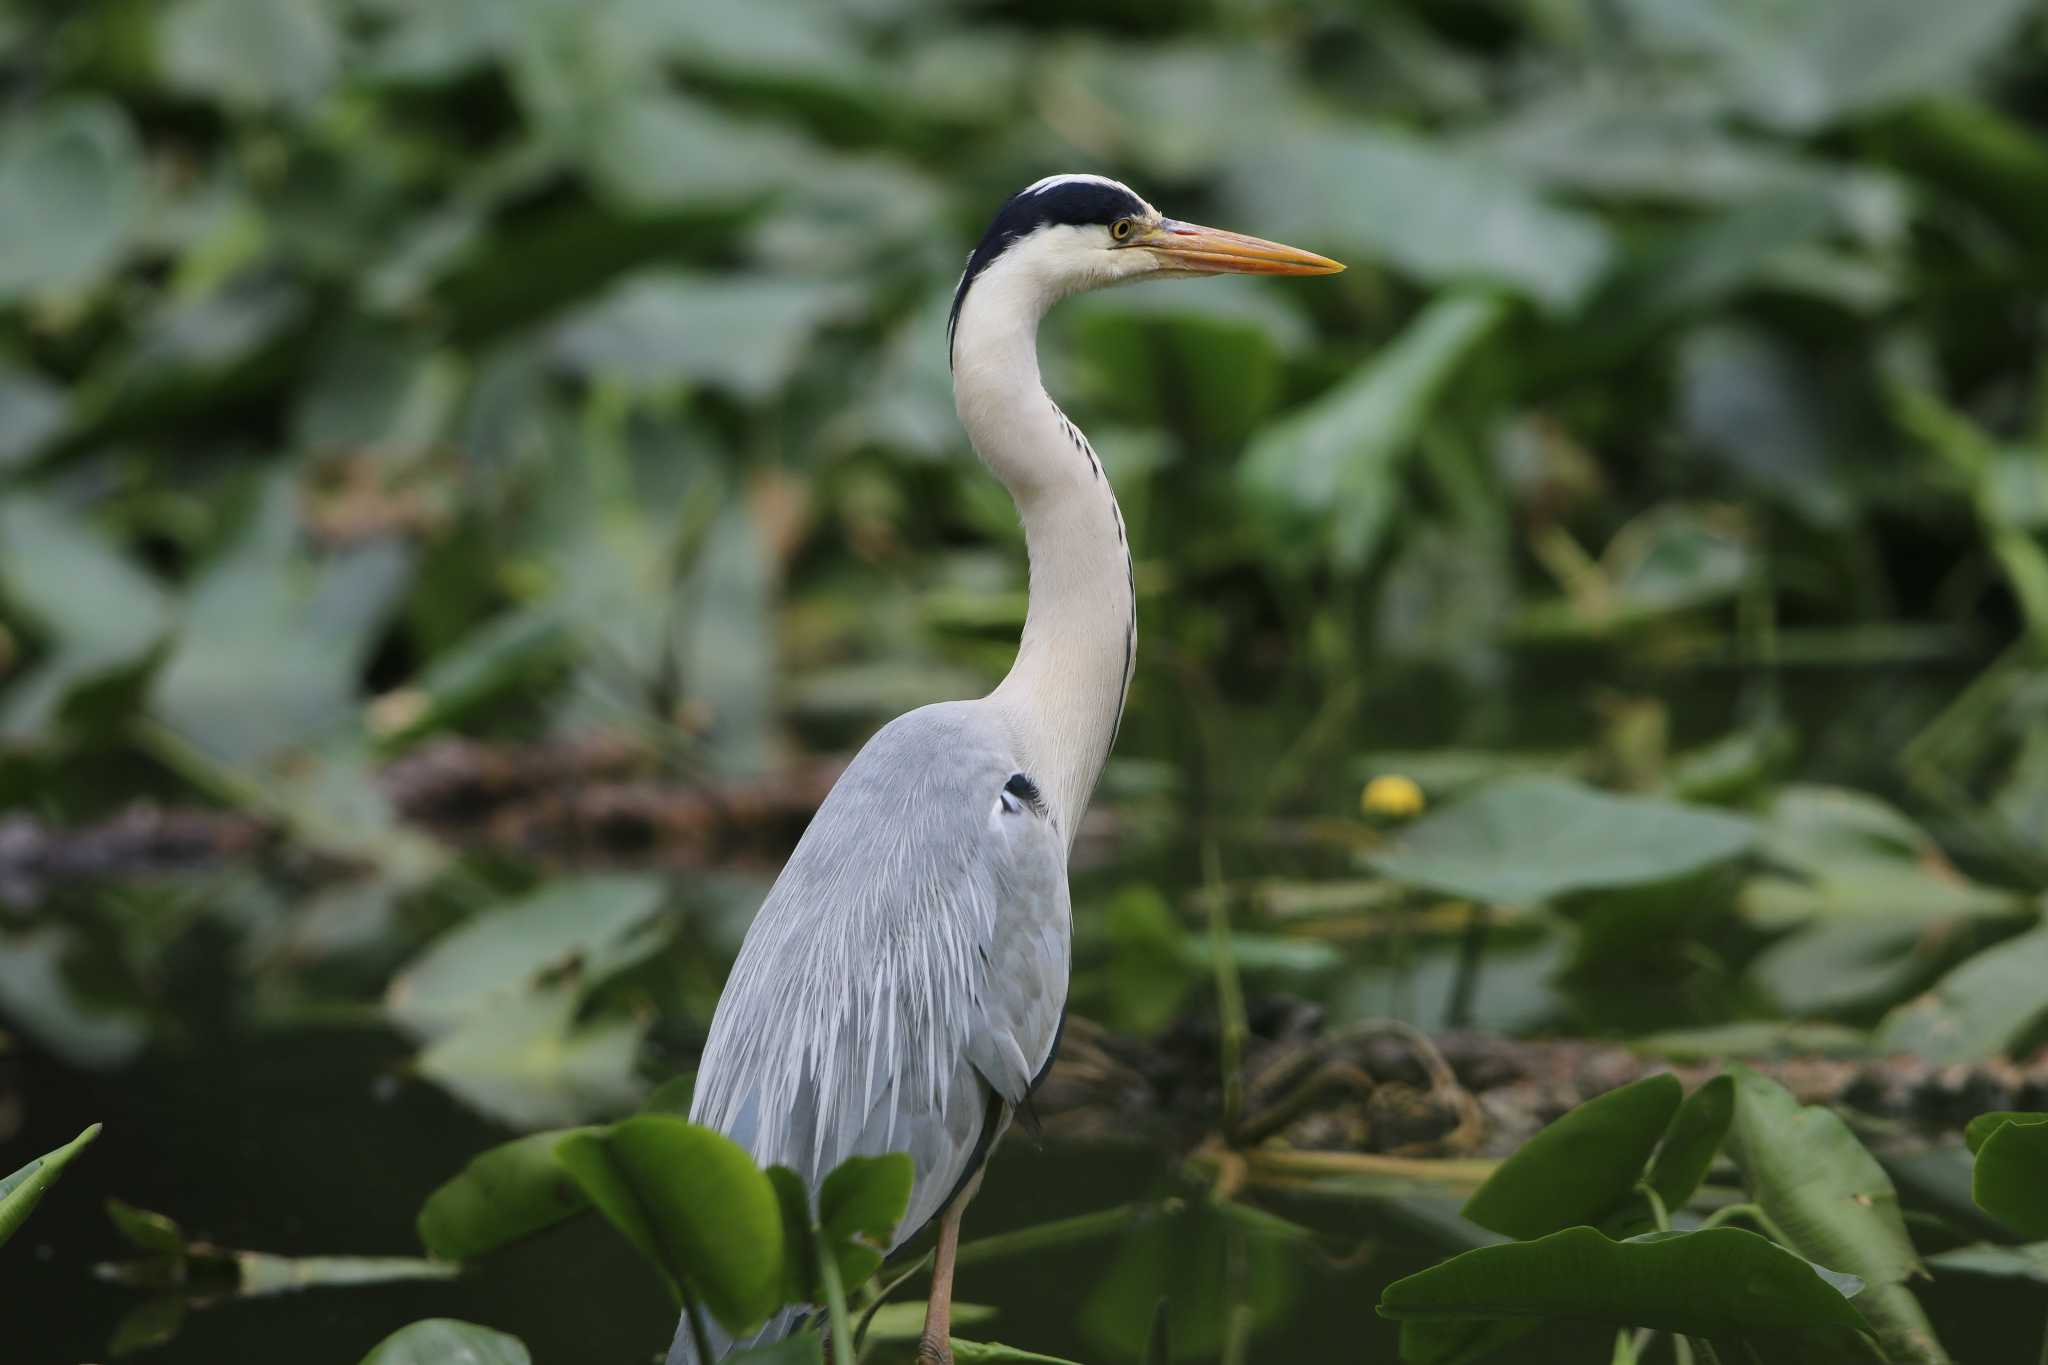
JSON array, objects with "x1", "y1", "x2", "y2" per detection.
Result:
[{"x1": 1136, "y1": 220, "x2": 1345, "y2": 276}]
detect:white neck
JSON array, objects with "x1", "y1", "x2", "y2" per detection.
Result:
[{"x1": 951, "y1": 260, "x2": 1135, "y2": 844}]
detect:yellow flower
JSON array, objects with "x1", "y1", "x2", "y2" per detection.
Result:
[{"x1": 1361, "y1": 774, "x2": 1425, "y2": 819}]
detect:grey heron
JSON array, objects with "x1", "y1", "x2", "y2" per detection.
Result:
[{"x1": 674, "y1": 174, "x2": 1341, "y2": 1364}]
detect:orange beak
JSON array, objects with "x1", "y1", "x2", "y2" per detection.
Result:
[{"x1": 1135, "y1": 219, "x2": 1345, "y2": 276}]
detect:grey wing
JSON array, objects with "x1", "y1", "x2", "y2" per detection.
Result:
[{"x1": 688, "y1": 701, "x2": 1071, "y2": 1245}]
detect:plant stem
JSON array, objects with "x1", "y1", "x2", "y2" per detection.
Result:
[
  {"x1": 1636, "y1": 1181, "x2": 1671, "y2": 1233},
  {"x1": 681, "y1": 1293, "x2": 715, "y2": 1365},
  {"x1": 955, "y1": 1201, "x2": 1171, "y2": 1269},
  {"x1": 1444, "y1": 901, "x2": 1488, "y2": 1030},
  {"x1": 855, "y1": 1250, "x2": 935, "y2": 1348},
  {"x1": 817, "y1": 1235, "x2": 856, "y2": 1365},
  {"x1": 1203, "y1": 839, "x2": 1247, "y2": 1136},
  {"x1": 1698, "y1": 1201, "x2": 1798, "y2": 1248}
]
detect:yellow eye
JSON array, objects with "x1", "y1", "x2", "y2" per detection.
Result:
[{"x1": 1110, "y1": 218, "x2": 1134, "y2": 242}]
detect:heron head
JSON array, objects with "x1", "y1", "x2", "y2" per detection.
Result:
[{"x1": 948, "y1": 174, "x2": 1342, "y2": 364}]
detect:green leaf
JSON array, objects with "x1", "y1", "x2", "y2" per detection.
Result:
[
  {"x1": 951, "y1": 1343, "x2": 1090, "y2": 1364},
  {"x1": 0, "y1": 931, "x2": 147, "y2": 1068},
  {"x1": 0, "y1": 98, "x2": 144, "y2": 301},
  {"x1": 1926, "y1": 1241, "x2": 2048, "y2": 1283},
  {"x1": 1224, "y1": 130, "x2": 1612, "y2": 312},
  {"x1": 105, "y1": 1199, "x2": 186, "y2": 1256},
  {"x1": 1239, "y1": 291, "x2": 1508, "y2": 572},
  {"x1": 358, "y1": 1319, "x2": 531, "y2": 1365},
  {"x1": 1646, "y1": 1075, "x2": 1735, "y2": 1213},
  {"x1": 1368, "y1": 776, "x2": 1757, "y2": 904},
  {"x1": 861, "y1": 1303, "x2": 995, "y2": 1343},
  {"x1": 1377, "y1": 1226, "x2": 1866, "y2": 1338},
  {"x1": 159, "y1": 0, "x2": 341, "y2": 112},
  {"x1": 555, "y1": 1116, "x2": 786, "y2": 1335},
  {"x1": 1964, "y1": 1111, "x2": 2048, "y2": 1155},
  {"x1": 1875, "y1": 924, "x2": 2048, "y2": 1064},
  {"x1": 1616, "y1": 0, "x2": 2035, "y2": 132},
  {"x1": 551, "y1": 270, "x2": 857, "y2": 401},
  {"x1": 1725, "y1": 1067, "x2": 1951, "y2": 1363},
  {"x1": 0, "y1": 1122, "x2": 101, "y2": 1249},
  {"x1": 767, "y1": 1166, "x2": 821, "y2": 1303},
  {"x1": 386, "y1": 874, "x2": 668, "y2": 1039},
  {"x1": 415, "y1": 986, "x2": 647, "y2": 1129},
  {"x1": 1972, "y1": 1118, "x2": 2048, "y2": 1237},
  {"x1": 817, "y1": 1154, "x2": 914, "y2": 1289},
  {"x1": 1461, "y1": 1074, "x2": 1682, "y2": 1239},
  {"x1": 417, "y1": 1129, "x2": 596, "y2": 1261},
  {"x1": 148, "y1": 474, "x2": 414, "y2": 766},
  {"x1": 0, "y1": 493, "x2": 171, "y2": 740},
  {"x1": 0, "y1": 364, "x2": 66, "y2": 468}
]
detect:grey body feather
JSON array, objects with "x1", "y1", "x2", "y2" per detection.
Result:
[{"x1": 669, "y1": 700, "x2": 1072, "y2": 1363}]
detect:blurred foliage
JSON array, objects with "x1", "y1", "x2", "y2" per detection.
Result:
[{"x1": 6, "y1": 0, "x2": 2048, "y2": 1360}]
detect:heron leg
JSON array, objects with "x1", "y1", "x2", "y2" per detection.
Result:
[{"x1": 916, "y1": 1175, "x2": 979, "y2": 1365}]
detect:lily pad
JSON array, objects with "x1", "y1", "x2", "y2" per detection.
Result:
[{"x1": 1368, "y1": 776, "x2": 1757, "y2": 905}]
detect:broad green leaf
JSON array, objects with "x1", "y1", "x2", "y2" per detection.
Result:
[
  {"x1": 149, "y1": 475, "x2": 415, "y2": 766},
  {"x1": 1224, "y1": 129, "x2": 1612, "y2": 312},
  {"x1": 816, "y1": 1153, "x2": 915, "y2": 1289},
  {"x1": 1741, "y1": 786, "x2": 2022, "y2": 927},
  {"x1": 1964, "y1": 1111, "x2": 2048, "y2": 1155},
  {"x1": 677, "y1": 496, "x2": 777, "y2": 777},
  {"x1": 767, "y1": 1166, "x2": 821, "y2": 1304},
  {"x1": 580, "y1": 93, "x2": 822, "y2": 211},
  {"x1": 1972, "y1": 1118, "x2": 2048, "y2": 1238},
  {"x1": 0, "y1": 1123, "x2": 100, "y2": 1249},
  {"x1": 1875, "y1": 924, "x2": 2048, "y2": 1064},
  {"x1": 551, "y1": 270, "x2": 857, "y2": 401},
  {"x1": 1617, "y1": 0, "x2": 2035, "y2": 132},
  {"x1": 416, "y1": 1129, "x2": 596, "y2": 1261},
  {"x1": 358, "y1": 1319, "x2": 531, "y2": 1365},
  {"x1": 386, "y1": 874, "x2": 668, "y2": 1039},
  {"x1": 555, "y1": 1117, "x2": 785, "y2": 1334},
  {"x1": 1239, "y1": 291, "x2": 1507, "y2": 572},
  {"x1": 1461, "y1": 1074, "x2": 1681, "y2": 1239},
  {"x1": 0, "y1": 930, "x2": 148, "y2": 1068},
  {"x1": 1646, "y1": 1075, "x2": 1735, "y2": 1212},
  {"x1": 1377, "y1": 1226, "x2": 1866, "y2": 1338},
  {"x1": 159, "y1": 0, "x2": 341, "y2": 112},
  {"x1": 1725, "y1": 1067, "x2": 1950, "y2": 1363},
  {"x1": 1368, "y1": 776, "x2": 1757, "y2": 905},
  {"x1": 0, "y1": 364, "x2": 65, "y2": 467},
  {"x1": 0, "y1": 494, "x2": 171, "y2": 741},
  {"x1": 1676, "y1": 324, "x2": 1852, "y2": 524},
  {"x1": 1926, "y1": 1241, "x2": 2048, "y2": 1283},
  {"x1": 0, "y1": 99, "x2": 144, "y2": 301},
  {"x1": 416, "y1": 986, "x2": 646, "y2": 1129}
]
